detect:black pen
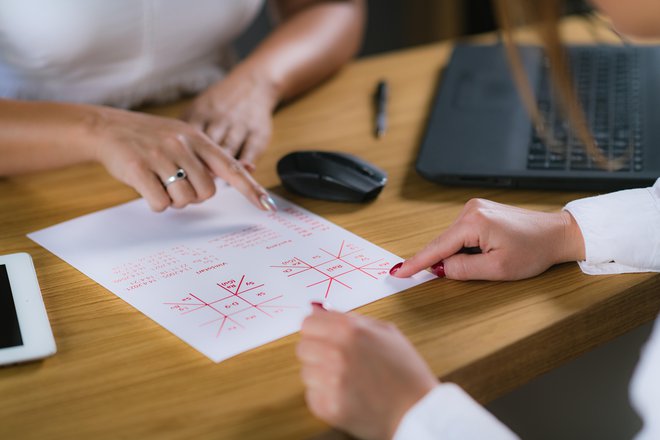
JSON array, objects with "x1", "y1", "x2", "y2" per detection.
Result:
[{"x1": 374, "y1": 79, "x2": 389, "y2": 138}]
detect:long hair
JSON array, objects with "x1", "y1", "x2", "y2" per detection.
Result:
[{"x1": 492, "y1": 0, "x2": 621, "y2": 169}]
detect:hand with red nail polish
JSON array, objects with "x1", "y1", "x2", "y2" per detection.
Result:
[
  {"x1": 296, "y1": 310, "x2": 438, "y2": 440},
  {"x1": 430, "y1": 261, "x2": 445, "y2": 278},
  {"x1": 311, "y1": 301, "x2": 327, "y2": 311},
  {"x1": 391, "y1": 199, "x2": 586, "y2": 281},
  {"x1": 389, "y1": 262, "x2": 403, "y2": 276}
]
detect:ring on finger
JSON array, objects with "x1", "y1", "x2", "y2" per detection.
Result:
[{"x1": 164, "y1": 168, "x2": 187, "y2": 187}]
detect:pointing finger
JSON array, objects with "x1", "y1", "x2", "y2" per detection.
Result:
[
  {"x1": 392, "y1": 224, "x2": 475, "y2": 278},
  {"x1": 193, "y1": 135, "x2": 276, "y2": 212}
]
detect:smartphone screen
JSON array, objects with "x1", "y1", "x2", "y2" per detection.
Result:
[{"x1": 0, "y1": 264, "x2": 23, "y2": 348}]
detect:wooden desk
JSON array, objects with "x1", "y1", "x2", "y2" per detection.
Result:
[{"x1": 1, "y1": 18, "x2": 659, "y2": 440}]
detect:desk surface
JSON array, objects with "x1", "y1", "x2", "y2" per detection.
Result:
[{"x1": 1, "y1": 18, "x2": 659, "y2": 440}]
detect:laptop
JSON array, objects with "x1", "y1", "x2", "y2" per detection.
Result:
[{"x1": 416, "y1": 43, "x2": 660, "y2": 191}]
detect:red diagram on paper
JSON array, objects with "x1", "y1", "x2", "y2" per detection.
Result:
[
  {"x1": 270, "y1": 240, "x2": 392, "y2": 300},
  {"x1": 164, "y1": 275, "x2": 298, "y2": 338}
]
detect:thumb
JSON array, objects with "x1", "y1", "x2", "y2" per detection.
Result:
[{"x1": 443, "y1": 252, "x2": 505, "y2": 281}]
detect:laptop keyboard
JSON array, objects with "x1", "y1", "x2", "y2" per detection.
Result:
[{"x1": 527, "y1": 47, "x2": 643, "y2": 172}]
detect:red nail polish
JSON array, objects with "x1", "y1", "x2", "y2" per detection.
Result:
[
  {"x1": 431, "y1": 261, "x2": 445, "y2": 278},
  {"x1": 311, "y1": 301, "x2": 326, "y2": 310},
  {"x1": 389, "y1": 262, "x2": 403, "y2": 275}
]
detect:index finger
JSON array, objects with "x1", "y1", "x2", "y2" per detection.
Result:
[
  {"x1": 193, "y1": 135, "x2": 276, "y2": 212},
  {"x1": 393, "y1": 224, "x2": 474, "y2": 278}
]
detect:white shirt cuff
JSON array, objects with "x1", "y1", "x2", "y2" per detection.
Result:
[
  {"x1": 630, "y1": 318, "x2": 660, "y2": 440},
  {"x1": 393, "y1": 383, "x2": 519, "y2": 440},
  {"x1": 564, "y1": 179, "x2": 660, "y2": 275}
]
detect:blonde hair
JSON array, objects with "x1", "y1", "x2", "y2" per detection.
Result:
[{"x1": 492, "y1": 0, "x2": 623, "y2": 170}]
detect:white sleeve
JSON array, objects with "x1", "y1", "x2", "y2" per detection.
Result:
[
  {"x1": 564, "y1": 178, "x2": 660, "y2": 275},
  {"x1": 393, "y1": 383, "x2": 519, "y2": 440},
  {"x1": 631, "y1": 317, "x2": 660, "y2": 440}
]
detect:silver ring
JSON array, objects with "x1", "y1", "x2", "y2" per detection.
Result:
[{"x1": 164, "y1": 168, "x2": 187, "y2": 187}]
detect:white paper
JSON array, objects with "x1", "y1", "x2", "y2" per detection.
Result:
[{"x1": 28, "y1": 184, "x2": 434, "y2": 362}]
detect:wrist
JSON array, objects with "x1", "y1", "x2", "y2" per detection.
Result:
[
  {"x1": 230, "y1": 61, "x2": 282, "y2": 111},
  {"x1": 70, "y1": 104, "x2": 114, "y2": 163},
  {"x1": 388, "y1": 381, "x2": 440, "y2": 440},
  {"x1": 556, "y1": 210, "x2": 586, "y2": 263}
]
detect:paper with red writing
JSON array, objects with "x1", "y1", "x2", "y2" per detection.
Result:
[{"x1": 28, "y1": 184, "x2": 434, "y2": 362}]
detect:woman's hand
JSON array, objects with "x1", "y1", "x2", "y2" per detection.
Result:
[
  {"x1": 182, "y1": 0, "x2": 366, "y2": 171},
  {"x1": 182, "y1": 67, "x2": 278, "y2": 172},
  {"x1": 391, "y1": 199, "x2": 586, "y2": 281},
  {"x1": 297, "y1": 306, "x2": 438, "y2": 440},
  {"x1": 88, "y1": 106, "x2": 275, "y2": 212}
]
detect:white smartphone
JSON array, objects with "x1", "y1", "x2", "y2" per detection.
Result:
[{"x1": 0, "y1": 253, "x2": 56, "y2": 366}]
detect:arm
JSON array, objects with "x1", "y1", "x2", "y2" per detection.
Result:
[
  {"x1": 0, "y1": 99, "x2": 274, "y2": 212},
  {"x1": 0, "y1": 100, "x2": 96, "y2": 174},
  {"x1": 297, "y1": 307, "x2": 518, "y2": 440},
  {"x1": 630, "y1": 316, "x2": 660, "y2": 440},
  {"x1": 564, "y1": 178, "x2": 660, "y2": 274},
  {"x1": 251, "y1": 0, "x2": 366, "y2": 102},
  {"x1": 183, "y1": 0, "x2": 365, "y2": 168},
  {"x1": 395, "y1": 384, "x2": 519, "y2": 440},
  {"x1": 391, "y1": 179, "x2": 660, "y2": 281}
]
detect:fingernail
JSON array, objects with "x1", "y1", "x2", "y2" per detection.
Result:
[
  {"x1": 259, "y1": 194, "x2": 278, "y2": 212},
  {"x1": 431, "y1": 261, "x2": 445, "y2": 278},
  {"x1": 311, "y1": 301, "x2": 327, "y2": 311},
  {"x1": 389, "y1": 262, "x2": 403, "y2": 276}
]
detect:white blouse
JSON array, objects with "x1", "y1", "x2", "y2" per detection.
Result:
[
  {"x1": 395, "y1": 178, "x2": 660, "y2": 440},
  {"x1": 0, "y1": 0, "x2": 264, "y2": 108}
]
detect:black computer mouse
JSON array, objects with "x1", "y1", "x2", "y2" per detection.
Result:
[{"x1": 277, "y1": 151, "x2": 388, "y2": 203}]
